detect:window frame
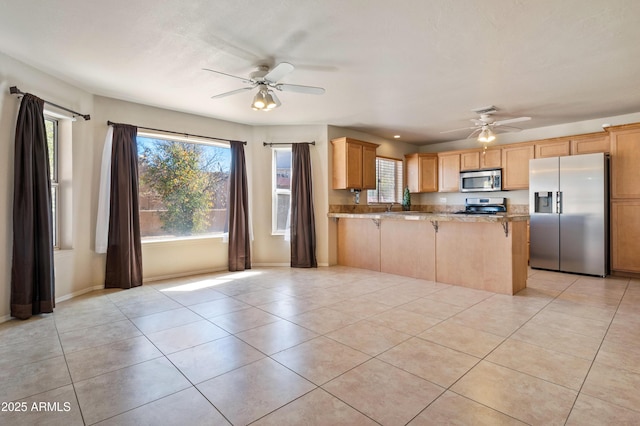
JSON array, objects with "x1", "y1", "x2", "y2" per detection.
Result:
[
  {"x1": 136, "y1": 131, "x2": 231, "y2": 242},
  {"x1": 367, "y1": 155, "x2": 404, "y2": 204},
  {"x1": 44, "y1": 115, "x2": 60, "y2": 249},
  {"x1": 271, "y1": 147, "x2": 292, "y2": 235}
]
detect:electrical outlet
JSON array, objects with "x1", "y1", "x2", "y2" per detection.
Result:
[{"x1": 439, "y1": 197, "x2": 447, "y2": 203}]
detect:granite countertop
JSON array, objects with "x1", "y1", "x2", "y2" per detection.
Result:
[{"x1": 327, "y1": 211, "x2": 530, "y2": 223}]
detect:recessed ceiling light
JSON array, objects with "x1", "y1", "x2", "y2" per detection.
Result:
[{"x1": 393, "y1": 135, "x2": 401, "y2": 139}]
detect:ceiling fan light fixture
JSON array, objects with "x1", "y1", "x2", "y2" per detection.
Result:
[
  {"x1": 251, "y1": 85, "x2": 279, "y2": 111},
  {"x1": 264, "y1": 91, "x2": 277, "y2": 110},
  {"x1": 478, "y1": 127, "x2": 496, "y2": 143},
  {"x1": 252, "y1": 90, "x2": 267, "y2": 110}
]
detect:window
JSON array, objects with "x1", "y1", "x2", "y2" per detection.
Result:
[
  {"x1": 44, "y1": 116, "x2": 59, "y2": 248},
  {"x1": 272, "y1": 148, "x2": 291, "y2": 234},
  {"x1": 137, "y1": 134, "x2": 230, "y2": 240},
  {"x1": 368, "y1": 157, "x2": 403, "y2": 204}
]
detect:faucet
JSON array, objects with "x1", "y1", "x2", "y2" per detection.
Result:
[{"x1": 386, "y1": 203, "x2": 393, "y2": 212}]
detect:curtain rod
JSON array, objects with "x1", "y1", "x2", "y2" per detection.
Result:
[
  {"x1": 10, "y1": 86, "x2": 91, "y2": 120},
  {"x1": 263, "y1": 141, "x2": 315, "y2": 147},
  {"x1": 107, "y1": 121, "x2": 247, "y2": 145}
]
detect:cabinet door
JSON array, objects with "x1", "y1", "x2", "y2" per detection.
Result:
[
  {"x1": 571, "y1": 135, "x2": 610, "y2": 155},
  {"x1": 610, "y1": 127, "x2": 640, "y2": 199},
  {"x1": 480, "y1": 148, "x2": 501, "y2": 169},
  {"x1": 502, "y1": 145, "x2": 534, "y2": 190},
  {"x1": 419, "y1": 154, "x2": 438, "y2": 192},
  {"x1": 438, "y1": 154, "x2": 460, "y2": 192},
  {"x1": 535, "y1": 140, "x2": 571, "y2": 158},
  {"x1": 346, "y1": 142, "x2": 364, "y2": 189},
  {"x1": 611, "y1": 201, "x2": 640, "y2": 273},
  {"x1": 460, "y1": 151, "x2": 480, "y2": 171},
  {"x1": 362, "y1": 145, "x2": 377, "y2": 189}
]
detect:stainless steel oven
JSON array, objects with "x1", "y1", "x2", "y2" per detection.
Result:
[{"x1": 460, "y1": 169, "x2": 502, "y2": 192}]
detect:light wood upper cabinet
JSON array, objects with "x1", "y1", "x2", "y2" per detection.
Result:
[
  {"x1": 570, "y1": 134, "x2": 610, "y2": 155},
  {"x1": 438, "y1": 153, "x2": 460, "y2": 192},
  {"x1": 405, "y1": 153, "x2": 438, "y2": 193},
  {"x1": 460, "y1": 148, "x2": 501, "y2": 171},
  {"x1": 610, "y1": 124, "x2": 640, "y2": 199},
  {"x1": 480, "y1": 148, "x2": 502, "y2": 169},
  {"x1": 501, "y1": 144, "x2": 534, "y2": 190},
  {"x1": 611, "y1": 200, "x2": 640, "y2": 273},
  {"x1": 535, "y1": 140, "x2": 571, "y2": 158},
  {"x1": 460, "y1": 151, "x2": 480, "y2": 171},
  {"x1": 362, "y1": 144, "x2": 377, "y2": 189},
  {"x1": 331, "y1": 137, "x2": 379, "y2": 190}
]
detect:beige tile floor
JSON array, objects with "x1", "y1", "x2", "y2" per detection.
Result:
[{"x1": 1, "y1": 266, "x2": 639, "y2": 425}]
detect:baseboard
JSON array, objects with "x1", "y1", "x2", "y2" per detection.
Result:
[
  {"x1": 142, "y1": 266, "x2": 229, "y2": 283},
  {"x1": 252, "y1": 263, "x2": 331, "y2": 268},
  {"x1": 55, "y1": 285, "x2": 104, "y2": 304}
]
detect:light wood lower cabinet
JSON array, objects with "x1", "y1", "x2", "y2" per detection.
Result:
[
  {"x1": 380, "y1": 220, "x2": 435, "y2": 281},
  {"x1": 336, "y1": 217, "x2": 527, "y2": 295},
  {"x1": 611, "y1": 200, "x2": 640, "y2": 273},
  {"x1": 435, "y1": 221, "x2": 527, "y2": 294},
  {"x1": 337, "y1": 219, "x2": 380, "y2": 271}
]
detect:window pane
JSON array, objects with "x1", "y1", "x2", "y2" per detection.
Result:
[
  {"x1": 45, "y1": 118, "x2": 57, "y2": 181},
  {"x1": 51, "y1": 184, "x2": 58, "y2": 248},
  {"x1": 275, "y1": 150, "x2": 291, "y2": 190},
  {"x1": 137, "y1": 136, "x2": 230, "y2": 239},
  {"x1": 368, "y1": 157, "x2": 403, "y2": 203},
  {"x1": 276, "y1": 193, "x2": 290, "y2": 231},
  {"x1": 45, "y1": 116, "x2": 58, "y2": 248}
]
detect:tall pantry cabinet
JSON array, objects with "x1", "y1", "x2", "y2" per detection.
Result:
[{"x1": 609, "y1": 123, "x2": 640, "y2": 274}]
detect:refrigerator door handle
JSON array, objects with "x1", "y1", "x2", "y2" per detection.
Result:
[{"x1": 557, "y1": 191, "x2": 562, "y2": 214}]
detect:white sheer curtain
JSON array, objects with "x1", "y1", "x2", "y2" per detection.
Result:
[{"x1": 95, "y1": 126, "x2": 113, "y2": 253}]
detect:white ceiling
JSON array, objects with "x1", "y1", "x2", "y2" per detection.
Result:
[{"x1": 2, "y1": 0, "x2": 640, "y2": 145}]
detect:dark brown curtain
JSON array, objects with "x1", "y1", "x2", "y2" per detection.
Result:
[
  {"x1": 227, "y1": 141, "x2": 251, "y2": 271},
  {"x1": 11, "y1": 94, "x2": 55, "y2": 319},
  {"x1": 105, "y1": 124, "x2": 143, "y2": 289},
  {"x1": 290, "y1": 143, "x2": 317, "y2": 268}
]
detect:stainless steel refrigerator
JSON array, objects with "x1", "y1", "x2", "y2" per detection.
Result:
[{"x1": 529, "y1": 152, "x2": 608, "y2": 276}]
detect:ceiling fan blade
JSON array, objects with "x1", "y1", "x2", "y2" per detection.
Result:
[
  {"x1": 467, "y1": 128, "x2": 482, "y2": 139},
  {"x1": 264, "y1": 62, "x2": 294, "y2": 82},
  {"x1": 440, "y1": 126, "x2": 477, "y2": 134},
  {"x1": 493, "y1": 124, "x2": 523, "y2": 132},
  {"x1": 210, "y1": 86, "x2": 254, "y2": 99},
  {"x1": 494, "y1": 116, "x2": 531, "y2": 126},
  {"x1": 276, "y1": 83, "x2": 325, "y2": 95},
  {"x1": 203, "y1": 68, "x2": 252, "y2": 83}
]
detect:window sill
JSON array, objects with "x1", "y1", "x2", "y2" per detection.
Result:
[
  {"x1": 54, "y1": 248, "x2": 74, "y2": 259},
  {"x1": 142, "y1": 234, "x2": 226, "y2": 246}
]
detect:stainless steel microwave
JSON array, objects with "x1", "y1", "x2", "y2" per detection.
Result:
[{"x1": 460, "y1": 169, "x2": 502, "y2": 192}]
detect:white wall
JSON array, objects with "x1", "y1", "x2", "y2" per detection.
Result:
[{"x1": 0, "y1": 51, "x2": 98, "y2": 321}]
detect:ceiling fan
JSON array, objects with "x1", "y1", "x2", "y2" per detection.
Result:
[
  {"x1": 203, "y1": 62, "x2": 325, "y2": 111},
  {"x1": 441, "y1": 106, "x2": 531, "y2": 142}
]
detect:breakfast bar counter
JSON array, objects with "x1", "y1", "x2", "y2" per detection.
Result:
[{"x1": 329, "y1": 211, "x2": 529, "y2": 295}]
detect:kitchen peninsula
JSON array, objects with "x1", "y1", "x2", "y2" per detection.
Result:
[{"x1": 329, "y1": 211, "x2": 529, "y2": 295}]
